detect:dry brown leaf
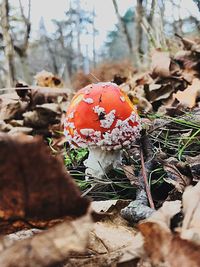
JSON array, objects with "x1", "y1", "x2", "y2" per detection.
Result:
[
  {"x1": 174, "y1": 78, "x2": 200, "y2": 108},
  {"x1": 149, "y1": 200, "x2": 182, "y2": 228},
  {"x1": 186, "y1": 154, "x2": 200, "y2": 180},
  {"x1": 69, "y1": 200, "x2": 143, "y2": 267},
  {"x1": 151, "y1": 50, "x2": 171, "y2": 78},
  {"x1": 139, "y1": 221, "x2": 200, "y2": 267},
  {"x1": 0, "y1": 214, "x2": 93, "y2": 267},
  {"x1": 88, "y1": 221, "x2": 143, "y2": 265},
  {"x1": 138, "y1": 184, "x2": 200, "y2": 267},
  {"x1": 0, "y1": 134, "x2": 90, "y2": 232},
  {"x1": 91, "y1": 199, "x2": 130, "y2": 214},
  {"x1": 181, "y1": 181, "x2": 200, "y2": 243},
  {"x1": 34, "y1": 70, "x2": 64, "y2": 88},
  {"x1": 161, "y1": 157, "x2": 192, "y2": 193},
  {"x1": 146, "y1": 83, "x2": 174, "y2": 102},
  {"x1": 122, "y1": 165, "x2": 140, "y2": 187},
  {"x1": 0, "y1": 93, "x2": 29, "y2": 121}
]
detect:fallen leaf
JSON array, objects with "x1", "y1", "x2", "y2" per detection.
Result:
[
  {"x1": 161, "y1": 157, "x2": 192, "y2": 193},
  {"x1": 0, "y1": 134, "x2": 90, "y2": 226},
  {"x1": 34, "y1": 70, "x2": 64, "y2": 88},
  {"x1": 186, "y1": 154, "x2": 200, "y2": 180},
  {"x1": 0, "y1": 214, "x2": 93, "y2": 267},
  {"x1": 70, "y1": 200, "x2": 144, "y2": 266},
  {"x1": 122, "y1": 165, "x2": 140, "y2": 187},
  {"x1": 0, "y1": 93, "x2": 28, "y2": 121},
  {"x1": 174, "y1": 78, "x2": 200, "y2": 108},
  {"x1": 138, "y1": 200, "x2": 200, "y2": 267},
  {"x1": 139, "y1": 221, "x2": 200, "y2": 267},
  {"x1": 181, "y1": 181, "x2": 200, "y2": 243},
  {"x1": 151, "y1": 50, "x2": 171, "y2": 78}
]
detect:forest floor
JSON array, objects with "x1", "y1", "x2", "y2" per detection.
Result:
[{"x1": 0, "y1": 35, "x2": 200, "y2": 266}]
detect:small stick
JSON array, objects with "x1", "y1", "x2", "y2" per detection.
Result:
[
  {"x1": 89, "y1": 73, "x2": 100, "y2": 82},
  {"x1": 140, "y1": 147, "x2": 155, "y2": 209}
]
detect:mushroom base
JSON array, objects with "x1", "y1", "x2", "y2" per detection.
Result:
[{"x1": 84, "y1": 147, "x2": 121, "y2": 179}]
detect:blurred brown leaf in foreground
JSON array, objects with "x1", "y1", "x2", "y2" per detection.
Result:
[
  {"x1": 0, "y1": 214, "x2": 92, "y2": 267},
  {"x1": 0, "y1": 134, "x2": 90, "y2": 233}
]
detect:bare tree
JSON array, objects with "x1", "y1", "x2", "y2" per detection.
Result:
[
  {"x1": 14, "y1": 0, "x2": 31, "y2": 57},
  {"x1": 14, "y1": 0, "x2": 32, "y2": 83},
  {"x1": 76, "y1": 0, "x2": 82, "y2": 70},
  {"x1": 112, "y1": 0, "x2": 134, "y2": 61},
  {"x1": 135, "y1": 0, "x2": 144, "y2": 67},
  {"x1": 39, "y1": 18, "x2": 59, "y2": 75},
  {"x1": 92, "y1": 6, "x2": 96, "y2": 68},
  {"x1": 148, "y1": 0, "x2": 156, "y2": 26},
  {"x1": 0, "y1": 0, "x2": 15, "y2": 87}
]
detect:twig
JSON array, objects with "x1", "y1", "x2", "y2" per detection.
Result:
[{"x1": 140, "y1": 147, "x2": 155, "y2": 209}]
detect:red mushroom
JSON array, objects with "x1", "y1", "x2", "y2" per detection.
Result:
[{"x1": 64, "y1": 82, "x2": 141, "y2": 179}]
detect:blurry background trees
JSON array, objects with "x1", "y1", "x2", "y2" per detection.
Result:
[{"x1": 0, "y1": 0, "x2": 199, "y2": 88}]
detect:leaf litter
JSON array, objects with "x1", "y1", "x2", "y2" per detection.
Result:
[{"x1": 1, "y1": 36, "x2": 200, "y2": 266}]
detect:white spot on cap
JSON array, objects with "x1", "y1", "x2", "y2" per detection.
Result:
[
  {"x1": 80, "y1": 128, "x2": 95, "y2": 136},
  {"x1": 68, "y1": 112, "x2": 74, "y2": 119},
  {"x1": 120, "y1": 96, "x2": 125, "y2": 102},
  {"x1": 100, "y1": 110, "x2": 116, "y2": 129},
  {"x1": 83, "y1": 98, "x2": 94, "y2": 104},
  {"x1": 93, "y1": 105, "x2": 105, "y2": 115}
]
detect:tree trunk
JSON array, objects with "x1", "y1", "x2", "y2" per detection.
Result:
[
  {"x1": 92, "y1": 6, "x2": 96, "y2": 68},
  {"x1": 148, "y1": 0, "x2": 156, "y2": 26},
  {"x1": 112, "y1": 0, "x2": 134, "y2": 62},
  {"x1": 1, "y1": 0, "x2": 15, "y2": 87},
  {"x1": 76, "y1": 0, "x2": 82, "y2": 70},
  {"x1": 136, "y1": 0, "x2": 144, "y2": 67}
]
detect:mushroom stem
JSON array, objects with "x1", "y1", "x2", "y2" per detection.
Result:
[{"x1": 84, "y1": 147, "x2": 121, "y2": 179}]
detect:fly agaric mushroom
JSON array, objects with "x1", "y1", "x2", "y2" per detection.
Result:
[{"x1": 64, "y1": 82, "x2": 141, "y2": 179}]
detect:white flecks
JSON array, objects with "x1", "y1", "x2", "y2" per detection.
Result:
[
  {"x1": 80, "y1": 128, "x2": 95, "y2": 136},
  {"x1": 83, "y1": 98, "x2": 94, "y2": 104},
  {"x1": 97, "y1": 82, "x2": 118, "y2": 88},
  {"x1": 129, "y1": 112, "x2": 136, "y2": 123},
  {"x1": 113, "y1": 144, "x2": 122, "y2": 150},
  {"x1": 65, "y1": 121, "x2": 75, "y2": 129},
  {"x1": 64, "y1": 110, "x2": 141, "y2": 150},
  {"x1": 68, "y1": 112, "x2": 74, "y2": 119},
  {"x1": 93, "y1": 105, "x2": 105, "y2": 115},
  {"x1": 84, "y1": 89, "x2": 90, "y2": 94},
  {"x1": 120, "y1": 96, "x2": 125, "y2": 102},
  {"x1": 100, "y1": 110, "x2": 116, "y2": 129},
  {"x1": 93, "y1": 105, "x2": 116, "y2": 129}
]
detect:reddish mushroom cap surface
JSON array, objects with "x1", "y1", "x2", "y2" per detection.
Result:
[{"x1": 64, "y1": 82, "x2": 141, "y2": 150}]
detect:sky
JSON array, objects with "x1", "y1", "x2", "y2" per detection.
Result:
[
  {"x1": 28, "y1": 0, "x2": 135, "y2": 49},
  {"x1": 9, "y1": 0, "x2": 200, "y2": 52}
]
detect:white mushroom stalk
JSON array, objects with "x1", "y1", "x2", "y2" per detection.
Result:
[
  {"x1": 84, "y1": 147, "x2": 121, "y2": 179},
  {"x1": 64, "y1": 82, "x2": 141, "y2": 179}
]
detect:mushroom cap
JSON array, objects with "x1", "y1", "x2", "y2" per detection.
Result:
[{"x1": 64, "y1": 82, "x2": 141, "y2": 150}]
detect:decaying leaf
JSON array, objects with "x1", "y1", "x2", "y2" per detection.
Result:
[
  {"x1": 181, "y1": 181, "x2": 200, "y2": 243},
  {"x1": 149, "y1": 200, "x2": 182, "y2": 228},
  {"x1": 0, "y1": 214, "x2": 93, "y2": 267},
  {"x1": 136, "y1": 179, "x2": 200, "y2": 267},
  {"x1": 91, "y1": 199, "x2": 130, "y2": 214},
  {"x1": 0, "y1": 134, "x2": 90, "y2": 227},
  {"x1": 122, "y1": 165, "x2": 140, "y2": 187},
  {"x1": 139, "y1": 221, "x2": 200, "y2": 267},
  {"x1": 174, "y1": 78, "x2": 200, "y2": 108},
  {"x1": 161, "y1": 157, "x2": 192, "y2": 193},
  {"x1": 0, "y1": 93, "x2": 29, "y2": 121},
  {"x1": 68, "y1": 200, "x2": 144, "y2": 267},
  {"x1": 186, "y1": 154, "x2": 200, "y2": 180},
  {"x1": 34, "y1": 70, "x2": 64, "y2": 88},
  {"x1": 151, "y1": 50, "x2": 176, "y2": 78}
]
